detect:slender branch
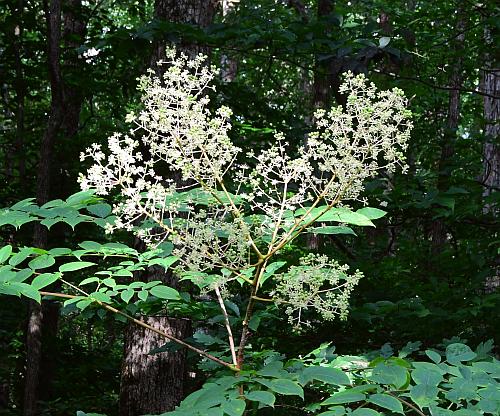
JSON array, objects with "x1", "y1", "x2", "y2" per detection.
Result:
[
  {"x1": 39, "y1": 290, "x2": 237, "y2": 370},
  {"x1": 214, "y1": 285, "x2": 238, "y2": 367},
  {"x1": 387, "y1": 392, "x2": 426, "y2": 416}
]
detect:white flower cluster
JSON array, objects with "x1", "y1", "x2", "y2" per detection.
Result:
[
  {"x1": 79, "y1": 49, "x2": 411, "y2": 326},
  {"x1": 273, "y1": 254, "x2": 363, "y2": 328}
]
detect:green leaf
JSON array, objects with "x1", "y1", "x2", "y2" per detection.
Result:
[
  {"x1": 308, "y1": 226, "x2": 357, "y2": 236},
  {"x1": 9, "y1": 248, "x2": 34, "y2": 267},
  {"x1": 352, "y1": 409, "x2": 382, "y2": 416},
  {"x1": 11, "y1": 268, "x2": 33, "y2": 283},
  {"x1": 59, "y1": 262, "x2": 96, "y2": 273},
  {"x1": 297, "y1": 206, "x2": 375, "y2": 227},
  {"x1": 379, "y1": 36, "x2": 391, "y2": 48},
  {"x1": 138, "y1": 290, "x2": 148, "y2": 302},
  {"x1": 87, "y1": 203, "x2": 112, "y2": 218},
  {"x1": 317, "y1": 407, "x2": 345, "y2": 416},
  {"x1": 0, "y1": 245, "x2": 12, "y2": 263},
  {"x1": 29, "y1": 254, "x2": 55, "y2": 270},
  {"x1": 19, "y1": 283, "x2": 41, "y2": 303},
  {"x1": 300, "y1": 366, "x2": 350, "y2": 386},
  {"x1": 368, "y1": 393, "x2": 404, "y2": 414},
  {"x1": 149, "y1": 285, "x2": 181, "y2": 300},
  {"x1": 410, "y1": 384, "x2": 438, "y2": 408},
  {"x1": 260, "y1": 261, "x2": 287, "y2": 287},
  {"x1": 245, "y1": 391, "x2": 275, "y2": 407},
  {"x1": 80, "y1": 277, "x2": 100, "y2": 286},
  {"x1": 121, "y1": 289, "x2": 135, "y2": 303},
  {"x1": 446, "y1": 343, "x2": 477, "y2": 364},
  {"x1": 425, "y1": 350, "x2": 442, "y2": 364},
  {"x1": 32, "y1": 272, "x2": 61, "y2": 289},
  {"x1": 356, "y1": 207, "x2": 387, "y2": 220},
  {"x1": 257, "y1": 379, "x2": 304, "y2": 399},
  {"x1": 148, "y1": 256, "x2": 179, "y2": 270},
  {"x1": 221, "y1": 398, "x2": 246, "y2": 416},
  {"x1": 369, "y1": 363, "x2": 408, "y2": 388},
  {"x1": 321, "y1": 391, "x2": 366, "y2": 405},
  {"x1": 411, "y1": 367, "x2": 443, "y2": 386}
]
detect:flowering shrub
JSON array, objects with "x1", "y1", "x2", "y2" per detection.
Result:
[
  {"x1": 0, "y1": 48, "x2": 414, "y2": 413},
  {"x1": 78, "y1": 48, "x2": 411, "y2": 339}
]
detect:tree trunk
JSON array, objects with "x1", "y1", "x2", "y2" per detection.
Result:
[
  {"x1": 120, "y1": 2, "x2": 217, "y2": 414},
  {"x1": 120, "y1": 316, "x2": 191, "y2": 416},
  {"x1": 480, "y1": 29, "x2": 499, "y2": 214},
  {"x1": 23, "y1": 1, "x2": 85, "y2": 413},
  {"x1": 481, "y1": 27, "x2": 499, "y2": 293},
  {"x1": 23, "y1": 2, "x2": 63, "y2": 414},
  {"x1": 220, "y1": 0, "x2": 238, "y2": 82},
  {"x1": 430, "y1": 11, "x2": 466, "y2": 254}
]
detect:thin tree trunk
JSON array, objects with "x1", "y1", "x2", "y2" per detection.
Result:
[
  {"x1": 120, "y1": 1, "x2": 217, "y2": 414},
  {"x1": 481, "y1": 27, "x2": 500, "y2": 293},
  {"x1": 307, "y1": 0, "x2": 335, "y2": 250},
  {"x1": 480, "y1": 31, "x2": 499, "y2": 214},
  {"x1": 14, "y1": 0, "x2": 26, "y2": 183},
  {"x1": 23, "y1": 2, "x2": 63, "y2": 415},
  {"x1": 23, "y1": 0, "x2": 86, "y2": 413},
  {"x1": 430, "y1": 11, "x2": 466, "y2": 254},
  {"x1": 220, "y1": 0, "x2": 238, "y2": 82}
]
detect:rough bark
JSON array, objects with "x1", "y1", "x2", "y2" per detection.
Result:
[
  {"x1": 481, "y1": 27, "x2": 500, "y2": 293},
  {"x1": 120, "y1": 2, "x2": 216, "y2": 414},
  {"x1": 14, "y1": 0, "x2": 26, "y2": 183},
  {"x1": 23, "y1": 1, "x2": 85, "y2": 413},
  {"x1": 480, "y1": 30, "x2": 500, "y2": 214},
  {"x1": 430, "y1": 11, "x2": 466, "y2": 254},
  {"x1": 150, "y1": 0, "x2": 217, "y2": 72},
  {"x1": 120, "y1": 316, "x2": 191, "y2": 416},
  {"x1": 307, "y1": 0, "x2": 335, "y2": 250},
  {"x1": 23, "y1": 2, "x2": 63, "y2": 415},
  {"x1": 220, "y1": 0, "x2": 238, "y2": 82}
]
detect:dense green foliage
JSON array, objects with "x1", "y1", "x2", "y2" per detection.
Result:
[{"x1": 0, "y1": 0, "x2": 498, "y2": 415}]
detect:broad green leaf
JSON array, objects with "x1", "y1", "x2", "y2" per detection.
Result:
[
  {"x1": 121, "y1": 289, "x2": 135, "y2": 303},
  {"x1": 29, "y1": 254, "x2": 55, "y2": 270},
  {"x1": 257, "y1": 361, "x2": 286, "y2": 378},
  {"x1": 78, "y1": 241, "x2": 102, "y2": 250},
  {"x1": 352, "y1": 409, "x2": 381, "y2": 416},
  {"x1": 80, "y1": 277, "x2": 100, "y2": 286},
  {"x1": 356, "y1": 207, "x2": 387, "y2": 219},
  {"x1": 321, "y1": 391, "x2": 365, "y2": 405},
  {"x1": 317, "y1": 407, "x2": 345, "y2": 416},
  {"x1": 245, "y1": 391, "x2": 275, "y2": 407},
  {"x1": 446, "y1": 343, "x2": 477, "y2": 364},
  {"x1": 149, "y1": 285, "x2": 181, "y2": 300},
  {"x1": 32, "y1": 272, "x2": 61, "y2": 289},
  {"x1": 59, "y1": 262, "x2": 96, "y2": 273},
  {"x1": 11, "y1": 268, "x2": 33, "y2": 283},
  {"x1": 409, "y1": 384, "x2": 438, "y2": 408},
  {"x1": 307, "y1": 226, "x2": 357, "y2": 236},
  {"x1": 425, "y1": 350, "x2": 442, "y2": 364},
  {"x1": 90, "y1": 292, "x2": 112, "y2": 303},
  {"x1": 259, "y1": 261, "x2": 287, "y2": 287},
  {"x1": 257, "y1": 379, "x2": 304, "y2": 399},
  {"x1": 0, "y1": 245, "x2": 12, "y2": 263},
  {"x1": 369, "y1": 363, "x2": 408, "y2": 389},
  {"x1": 296, "y1": 206, "x2": 374, "y2": 227},
  {"x1": 138, "y1": 290, "x2": 148, "y2": 302},
  {"x1": 300, "y1": 366, "x2": 350, "y2": 386},
  {"x1": 221, "y1": 398, "x2": 246, "y2": 416},
  {"x1": 368, "y1": 393, "x2": 404, "y2": 414},
  {"x1": 148, "y1": 256, "x2": 179, "y2": 270},
  {"x1": 9, "y1": 248, "x2": 34, "y2": 266},
  {"x1": 87, "y1": 203, "x2": 112, "y2": 218},
  {"x1": 412, "y1": 367, "x2": 443, "y2": 386},
  {"x1": 18, "y1": 283, "x2": 41, "y2": 303}
]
